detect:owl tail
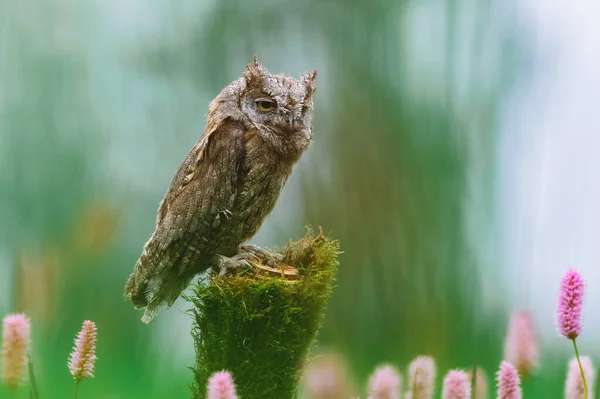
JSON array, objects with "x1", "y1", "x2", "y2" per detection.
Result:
[
  {"x1": 124, "y1": 258, "x2": 167, "y2": 324},
  {"x1": 141, "y1": 307, "x2": 159, "y2": 324},
  {"x1": 124, "y1": 238, "x2": 163, "y2": 323},
  {"x1": 124, "y1": 240, "x2": 206, "y2": 324},
  {"x1": 124, "y1": 258, "x2": 151, "y2": 308}
]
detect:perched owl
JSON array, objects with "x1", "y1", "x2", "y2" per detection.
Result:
[{"x1": 124, "y1": 58, "x2": 317, "y2": 323}]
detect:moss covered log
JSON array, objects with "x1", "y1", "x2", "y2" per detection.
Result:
[{"x1": 188, "y1": 228, "x2": 340, "y2": 399}]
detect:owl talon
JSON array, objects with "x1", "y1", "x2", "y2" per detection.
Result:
[
  {"x1": 233, "y1": 252, "x2": 260, "y2": 263},
  {"x1": 217, "y1": 255, "x2": 252, "y2": 276},
  {"x1": 240, "y1": 244, "x2": 283, "y2": 267}
]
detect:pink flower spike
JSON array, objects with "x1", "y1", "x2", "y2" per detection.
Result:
[
  {"x1": 68, "y1": 320, "x2": 97, "y2": 382},
  {"x1": 407, "y1": 356, "x2": 436, "y2": 399},
  {"x1": 304, "y1": 353, "x2": 352, "y2": 399},
  {"x1": 496, "y1": 361, "x2": 522, "y2": 399},
  {"x1": 207, "y1": 371, "x2": 238, "y2": 399},
  {"x1": 2, "y1": 314, "x2": 31, "y2": 390},
  {"x1": 368, "y1": 364, "x2": 401, "y2": 399},
  {"x1": 565, "y1": 356, "x2": 594, "y2": 399},
  {"x1": 558, "y1": 269, "x2": 585, "y2": 339},
  {"x1": 504, "y1": 310, "x2": 539, "y2": 376},
  {"x1": 442, "y1": 370, "x2": 471, "y2": 399}
]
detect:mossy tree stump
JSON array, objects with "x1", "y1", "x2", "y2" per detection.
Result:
[{"x1": 188, "y1": 228, "x2": 340, "y2": 399}]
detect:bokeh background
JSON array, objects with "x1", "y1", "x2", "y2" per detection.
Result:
[{"x1": 1, "y1": 0, "x2": 600, "y2": 397}]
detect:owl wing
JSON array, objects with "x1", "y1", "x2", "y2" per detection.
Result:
[
  {"x1": 154, "y1": 117, "x2": 246, "y2": 252},
  {"x1": 155, "y1": 114, "x2": 237, "y2": 227},
  {"x1": 125, "y1": 117, "x2": 246, "y2": 314}
]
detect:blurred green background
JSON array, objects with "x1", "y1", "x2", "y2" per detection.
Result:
[{"x1": 1, "y1": 0, "x2": 594, "y2": 398}]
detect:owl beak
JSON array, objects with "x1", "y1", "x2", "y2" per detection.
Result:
[{"x1": 288, "y1": 114, "x2": 294, "y2": 127}]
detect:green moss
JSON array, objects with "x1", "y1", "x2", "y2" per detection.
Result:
[{"x1": 188, "y1": 228, "x2": 340, "y2": 399}]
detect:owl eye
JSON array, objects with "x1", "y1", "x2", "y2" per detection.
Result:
[{"x1": 255, "y1": 99, "x2": 275, "y2": 111}]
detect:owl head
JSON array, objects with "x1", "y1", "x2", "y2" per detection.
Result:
[
  {"x1": 238, "y1": 58, "x2": 317, "y2": 139},
  {"x1": 209, "y1": 58, "x2": 317, "y2": 157}
]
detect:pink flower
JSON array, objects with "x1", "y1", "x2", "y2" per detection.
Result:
[
  {"x1": 68, "y1": 320, "x2": 97, "y2": 382},
  {"x1": 558, "y1": 269, "x2": 585, "y2": 339},
  {"x1": 2, "y1": 314, "x2": 31, "y2": 390},
  {"x1": 504, "y1": 310, "x2": 539, "y2": 376},
  {"x1": 407, "y1": 356, "x2": 436, "y2": 399},
  {"x1": 304, "y1": 353, "x2": 352, "y2": 399},
  {"x1": 496, "y1": 361, "x2": 522, "y2": 399},
  {"x1": 565, "y1": 356, "x2": 594, "y2": 399},
  {"x1": 368, "y1": 364, "x2": 401, "y2": 399},
  {"x1": 442, "y1": 370, "x2": 471, "y2": 399},
  {"x1": 207, "y1": 371, "x2": 238, "y2": 399}
]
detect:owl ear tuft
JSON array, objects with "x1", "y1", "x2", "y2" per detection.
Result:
[
  {"x1": 302, "y1": 69, "x2": 318, "y2": 100},
  {"x1": 244, "y1": 56, "x2": 266, "y2": 89}
]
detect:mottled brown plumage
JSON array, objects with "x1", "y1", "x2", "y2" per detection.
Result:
[{"x1": 124, "y1": 58, "x2": 317, "y2": 323}]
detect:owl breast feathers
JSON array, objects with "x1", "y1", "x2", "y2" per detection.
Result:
[{"x1": 124, "y1": 58, "x2": 317, "y2": 323}]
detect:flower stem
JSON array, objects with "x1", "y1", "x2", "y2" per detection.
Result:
[
  {"x1": 572, "y1": 338, "x2": 589, "y2": 399},
  {"x1": 73, "y1": 381, "x2": 80, "y2": 399},
  {"x1": 470, "y1": 364, "x2": 477, "y2": 399},
  {"x1": 412, "y1": 369, "x2": 418, "y2": 399},
  {"x1": 28, "y1": 354, "x2": 39, "y2": 399}
]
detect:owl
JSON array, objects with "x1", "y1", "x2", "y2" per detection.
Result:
[{"x1": 124, "y1": 58, "x2": 317, "y2": 323}]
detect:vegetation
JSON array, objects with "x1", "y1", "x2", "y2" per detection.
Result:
[{"x1": 189, "y1": 229, "x2": 339, "y2": 399}]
